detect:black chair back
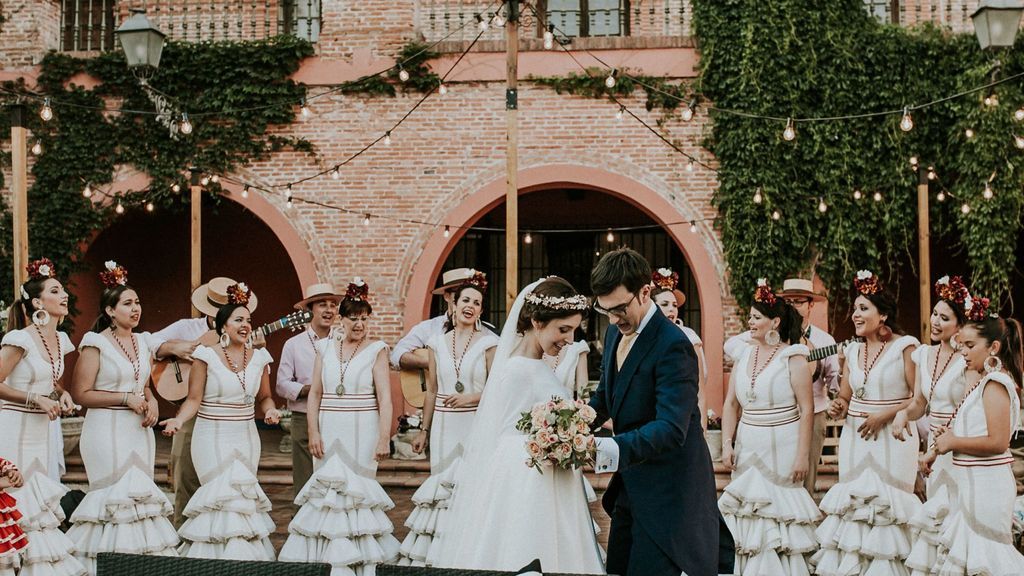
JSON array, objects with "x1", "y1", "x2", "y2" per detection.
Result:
[{"x1": 95, "y1": 553, "x2": 331, "y2": 576}]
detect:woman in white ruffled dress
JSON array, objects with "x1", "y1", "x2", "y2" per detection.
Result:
[
  {"x1": 434, "y1": 277, "x2": 603, "y2": 573},
  {"x1": 279, "y1": 279, "x2": 399, "y2": 575},
  {"x1": 891, "y1": 277, "x2": 968, "y2": 575},
  {"x1": 0, "y1": 259, "x2": 86, "y2": 576},
  {"x1": 813, "y1": 271, "x2": 921, "y2": 575},
  {"x1": 719, "y1": 280, "x2": 820, "y2": 574},
  {"x1": 398, "y1": 275, "x2": 498, "y2": 566},
  {"x1": 927, "y1": 304, "x2": 1024, "y2": 575},
  {"x1": 67, "y1": 263, "x2": 178, "y2": 573},
  {"x1": 160, "y1": 283, "x2": 281, "y2": 560}
]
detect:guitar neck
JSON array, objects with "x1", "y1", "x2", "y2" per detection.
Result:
[
  {"x1": 258, "y1": 319, "x2": 292, "y2": 337},
  {"x1": 807, "y1": 344, "x2": 838, "y2": 363}
]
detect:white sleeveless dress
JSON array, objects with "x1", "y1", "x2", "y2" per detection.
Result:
[
  {"x1": 397, "y1": 331, "x2": 498, "y2": 566},
  {"x1": 177, "y1": 345, "x2": 276, "y2": 560},
  {"x1": 932, "y1": 371, "x2": 1024, "y2": 575},
  {"x1": 0, "y1": 329, "x2": 86, "y2": 576},
  {"x1": 279, "y1": 339, "x2": 400, "y2": 575},
  {"x1": 66, "y1": 332, "x2": 178, "y2": 573},
  {"x1": 813, "y1": 335, "x2": 922, "y2": 575},
  {"x1": 905, "y1": 346, "x2": 966, "y2": 576},
  {"x1": 719, "y1": 343, "x2": 822, "y2": 575}
]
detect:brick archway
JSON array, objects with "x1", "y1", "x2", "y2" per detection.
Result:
[{"x1": 403, "y1": 164, "x2": 728, "y2": 407}]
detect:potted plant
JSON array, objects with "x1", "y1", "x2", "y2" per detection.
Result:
[{"x1": 705, "y1": 409, "x2": 723, "y2": 462}]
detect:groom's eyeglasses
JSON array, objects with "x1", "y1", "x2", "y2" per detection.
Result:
[{"x1": 593, "y1": 293, "x2": 638, "y2": 318}]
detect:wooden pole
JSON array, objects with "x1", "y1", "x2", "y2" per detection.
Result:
[
  {"x1": 11, "y1": 105, "x2": 30, "y2": 296},
  {"x1": 505, "y1": 0, "x2": 519, "y2": 312},
  {"x1": 917, "y1": 168, "x2": 930, "y2": 343},
  {"x1": 190, "y1": 169, "x2": 202, "y2": 318}
]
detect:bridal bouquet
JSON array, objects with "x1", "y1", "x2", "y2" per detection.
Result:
[{"x1": 516, "y1": 396, "x2": 598, "y2": 473}]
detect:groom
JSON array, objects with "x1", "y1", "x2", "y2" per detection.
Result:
[{"x1": 590, "y1": 248, "x2": 723, "y2": 576}]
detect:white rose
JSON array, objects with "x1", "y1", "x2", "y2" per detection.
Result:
[
  {"x1": 657, "y1": 267, "x2": 672, "y2": 277},
  {"x1": 408, "y1": 415, "x2": 421, "y2": 428},
  {"x1": 964, "y1": 295, "x2": 974, "y2": 310},
  {"x1": 105, "y1": 260, "x2": 117, "y2": 271},
  {"x1": 353, "y1": 277, "x2": 364, "y2": 286},
  {"x1": 237, "y1": 282, "x2": 249, "y2": 293},
  {"x1": 38, "y1": 264, "x2": 51, "y2": 276},
  {"x1": 856, "y1": 270, "x2": 873, "y2": 280},
  {"x1": 937, "y1": 275, "x2": 949, "y2": 285}
]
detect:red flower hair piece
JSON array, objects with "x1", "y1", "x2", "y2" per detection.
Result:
[
  {"x1": 965, "y1": 293, "x2": 992, "y2": 322},
  {"x1": 753, "y1": 278, "x2": 777, "y2": 306},
  {"x1": 26, "y1": 258, "x2": 56, "y2": 281},
  {"x1": 458, "y1": 270, "x2": 488, "y2": 294},
  {"x1": 226, "y1": 282, "x2": 252, "y2": 306},
  {"x1": 652, "y1": 268, "x2": 679, "y2": 291},
  {"x1": 99, "y1": 260, "x2": 129, "y2": 289},
  {"x1": 854, "y1": 270, "x2": 881, "y2": 296},
  {"x1": 344, "y1": 278, "x2": 370, "y2": 302},
  {"x1": 934, "y1": 275, "x2": 969, "y2": 306}
]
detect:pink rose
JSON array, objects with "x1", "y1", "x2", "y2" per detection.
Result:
[
  {"x1": 572, "y1": 434, "x2": 589, "y2": 452},
  {"x1": 535, "y1": 430, "x2": 553, "y2": 449},
  {"x1": 579, "y1": 405, "x2": 597, "y2": 422},
  {"x1": 526, "y1": 440, "x2": 544, "y2": 459},
  {"x1": 532, "y1": 413, "x2": 547, "y2": 430}
]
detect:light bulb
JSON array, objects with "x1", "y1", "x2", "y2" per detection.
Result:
[
  {"x1": 782, "y1": 118, "x2": 796, "y2": 141},
  {"x1": 606, "y1": 230, "x2": 615, "y2": 243},
  {"x1": 965, "y1": 128, "x2": 974, "y2": 139},
  {"x1": 818, "y1": 198, "x2": 828, "y2": 213},
  {"x1": 286, "y1": 186, "x2": 293, "y2": 209},
  {"x1": 524, "y1": 232, "x2": 533, "y2": 244},
  {"x1": 983, "y1": 182, "x2": 993, "y2": 199},
  {"x1": 40, "y1": 98, "x2": 53, "y2": 122},
  {"x1": 241, "y1": 185, "x2": 250, "y2": 199},
  {"x1": 1015, "y1": 135, "x2": 1024, "y2": 149},
  {"x1": 492, "y1": 12, "x2": 506, "y2": 27},
  {"x1": 1015, "y1": 108, "x2": 1024, "y2": 121},
  {"x1": 927, "y1": 167, "x2": 936, "y2": 181},
  {"x1": 543, "y1": 29, "x2": 554, "y2": 50},
  {"x1": 172, "y1": 183, "x2": 181, "y2": 193},
  {"x1": 899, "y1": 107, "x2": 913, "y2": 132},
  {"x1": 31, "y1": 142, "x2": 42, "y2": 155},
  {"x1": 752, "y1": 187, "x2": 763, "y2": 204},
  {"x1": 115, "y1": 202, "x2": 125, "y2": 214},
  {"x1": 686, "y1": 159, "x2": 694, "y2": 172},
  {"x1": 82, "y1": 184, "x2": 93, "y2": 198},
  {"x1": 439, "y1": 82, "x2": 448, "y2": 96},
  {"x1": 616, "y1": 106, "x2": 624, "y2": 121},
  {"x1": 681, "y1": 99, "x2": 696, "y2": 122},
  {"x1": 363, "y1": 214, "x2": 371, "y2": 226},
  {"x1": 873, "y1": 191, "x2": 883, "y2": 202},
  {"x1": 179, "y1": 113, "x2": 193, "y2": 135},
  {"x1": 961, "y1": 203, "x2": 971, "y2": 214},
  {"x1": 985, "y1": 93, "x2": 999, "y2": 107},
  {"x1": 331, "y1": 168, "x2": 340, "y2": 180},
  {"x1": 771, "y1": 209, "x2": 781, "y2": 221},
  {"x1": 689, "y1": 222, "x2": 697, "y2": 233},
  {"x1": 910, "y1": 156, "x2": 919, "y2": 167},
  {"x1": 398, "y1": 68, "x2": 410, "y2": 82},
  {"x1": 937, "y1": 191, "x2": 946, "y2": 202},
  {"x1": 853, "y1": 189, "x2": 862, "y2": 201},
  {"x1": 210, "y1": 174, "x2": 219, "y2": 184},
  {"x1": 200, "y1": 176, "x2": 210, "y2": 186},
  {"x1": 605, "y1": 71, "x2": 617, "y2": 89},
  {"x1": 145, "y1": 201, "x2": 155, "y2": 212},
  {"x1": 443, "y1": 225, "x2": 451, "y2": 238},
  {"x1": 300, "y1": 103, "x2": 310, "y2": 118},
  {"x1": 477, "y1": 13, "x2": 489, "y2": 31},
  {"x1": 384, "y1": 131, "x2": 391, "y2": 146}
]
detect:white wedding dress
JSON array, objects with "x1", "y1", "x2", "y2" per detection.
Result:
[{"x1": 433, "y1": 280, "x2": 605, "y2": 574}]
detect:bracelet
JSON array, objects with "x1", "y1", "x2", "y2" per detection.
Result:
[
  {"x1": 121, "y1": 392, "x2": 129, "y2": 406},
  {"x1": 25, "y1": 392, "x2": 36, "y2": 408},
  {"x1": 421, "y1": 427, "x2": 430, "y2": 433}
]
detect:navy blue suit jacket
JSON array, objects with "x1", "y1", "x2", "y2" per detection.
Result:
[{"x1": 590, "y1": 308, "x2": 719, "y2": 575}]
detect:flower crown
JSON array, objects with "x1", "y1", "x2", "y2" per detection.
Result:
[
  {"x1": 854, "y1": 269, "x2": 881, "y2": 295},
  {"x1": 964, "y1": 293, "x2": 995, "y2": 322},
  {"x1": 652, "y1": 268, "x2": 678, "y2": 291},
  {"x1": 99, "y1": 260, "x2": 129, "y2": 289},
  {"x1": 753, "y1": 278, "x2": 777, "y2": 306},
  {"x1": 934, "y1": 275, "x2": 969, "y2": 305},
  {"x1": 344, "y1": 278, "x2": 370, "y2": 302},
  {"x1": 524, "y1": 291, "x2": 590, "y2": 311},
  {"x1": 226, "y1": 282, "x2": 252, "y2": 306},
  {"x1": 26, "y1": 258, "x2": 56, "y2": 281},
  {"x1": 457, "y1": 270, "x2": 488, "y2": 294}
]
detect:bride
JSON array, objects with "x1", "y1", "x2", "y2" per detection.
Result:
[{"x1": 433, "y1": 277, "x2": 605, "y2": 574}]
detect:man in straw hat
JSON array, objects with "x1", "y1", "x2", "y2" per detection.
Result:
[
  {"x1": 724, "y1": 277, "x2": 838, "y2": 494},
  {"x1": 277, "y1": 282, "x2": 342, "y2": 496},
  {"x1": 150, "y1": 276, "x2": 259, "y2": 526},
  {"x1": 390, "y1": 268, "x2": 487, "y2": 371}
]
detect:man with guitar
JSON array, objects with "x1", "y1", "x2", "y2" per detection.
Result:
[
  {"x1": 725, "y1": 277, "x2": 840, "y2": 493},
  {"x1": 277, "y1": 283, "x2": 341, "y2": 497}
]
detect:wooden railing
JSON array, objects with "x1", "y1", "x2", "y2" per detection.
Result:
[{"x1": 869, "y1": 0, "x2": 981, "y2": 32}]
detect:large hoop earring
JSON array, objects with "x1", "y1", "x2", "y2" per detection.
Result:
[
  {"x1": 245, "y1": 335, "x2": 254, "y2": 350},
  {"x1": 765, "y1": 329, "x2": 781, "y2": 347},
  {"x1": 878, "y1": 324, "x2": 893, "y2": 342},
  {"x1": 984, "y1": 354, "x2": 1003, "y2": 374},
  {"x1": 32, "y1": 309, "x2": 51, "y2": 327},
  {"x1": 219, "y1": 333, "x2": 230, "y2": 348}
]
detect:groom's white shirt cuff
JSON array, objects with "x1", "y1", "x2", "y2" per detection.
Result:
[{"x1": 594, "y1": 437, "x2": 619, "y2": 473}]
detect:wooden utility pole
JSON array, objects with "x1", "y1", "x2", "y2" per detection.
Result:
[
  {"x1": 917, "y1": 168, "x2": 930, "y2": 342},
  {"x1": 505, "y1": 0, "x2": 520, "y2": 312},
  {"x1": 10, "y1": 105, "x2": 29, "y2": 296},
  {"x1": 190, "y1": 169, "x2": 202, "y2": 318}
]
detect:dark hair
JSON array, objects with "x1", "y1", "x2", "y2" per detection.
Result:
[
  {"x1": 90, "y1": 285, "x2": 136, "y2": 333},
  {"x1": 215, "y1": 303, "x2": 251, "y2": 335},
  {"x1": 516, "y1": 277, "x2": 584, "y2": 333},
  {"x1": 933, "y1": 298, "x2": 967, "y2": 327},
  {"x1": 651, "y1": 286, "x2": 673, "y2": 299},
  {"x1": 970, "y1": 316, "x2": 1024, "y2": 388},
  {"x1": 591, "y1": 247, "x2": 652, "y2": 297},
  {"x1": 752, "y1": 300, "x2": 803, "y2": 345},
  {"x1": 852, "y1": 289, "x2": 904, "y2": 336},
  {"x1": 7, "y1": 277, "x2": 57, "y2": 332},
  {"x1": 444, "y1": 284, "x2": 485, "y2": 332},
  {"x1": 339, "y1": 299, "x2": 372, "y2": 317}
]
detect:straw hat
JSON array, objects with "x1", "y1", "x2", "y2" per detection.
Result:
[
  {"x1": 294, "y1": 282, "x2": 343, "y2": 310},
  {"x1": 775, "y1": 278, "x2": 826, "y2": 302},
  {"x1": 191, "y1": 277, "x2": 258, "y2": 317},
  {"x1": 431, "y1": 268, "x2": 479, "y2": 295}
]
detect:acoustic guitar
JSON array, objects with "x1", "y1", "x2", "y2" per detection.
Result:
[
  {"x1": 151, "y1": 309, "x2": 312, "y2": 402},
  {"x1": 399, "y1": 348, "x2": 430, "y2": 408},
  {"x1": 807, "y1": 337, "x2": 861, "y2": 362}
]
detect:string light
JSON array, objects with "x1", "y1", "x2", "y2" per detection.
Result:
[
  {"x1": 145, "y1": 201, "x2": 155, "y2": 212},
  {"x1": 817, "y1": 198, "x2": 828, "y2": 213},
  {"x1": 965, "y1": 128, "x2": 974, "y2": 139},
  {"x1": 398, "y1": 66, "x2": 410, "y2": 82},
  {"x1": 300, "y1": 98, "x2": 310, "y2": 118},
  {"x1": 443, "y1": 225, "x2": 451, "y2": 238},
  {"x1": 363, "y1": 214, "x2": 371, "y2": 226},
  {"x1": 937, "y1": 191, "x2": 946, "y2": 202},
  {"x1": 909, "y1": 156, "x2": 919, "y2": 169},
  {"x1": 771, "y1": 209, "x2": 781, "y2": 221},
  {"x1": 853, "y1": 189, "x2": 863, "y2": 201},
  {"x1": 115, "y1": 201, "x2": 125, "y2": 214},
  {"x1": 31, "y1": 142, "x2": 42, "y2": 155},
  {"x1": 616, "y1": 106, "x2": 624, "y2": 121},
  {"x1": 286, "y1": 185, "x2": 293, "y2": 209},
  {"x1": 331, "y1": 167, "x2": 340, "y2": 180},
  {"x1": 179, "y1": 112, "x2": 193, "y2": 135},
  {"x1": 210, "y1": 175, "x2": 220, "y2": 184},
  {"x1": 927, "y1": 166, "x2": 936, "y2": 180},
  {"x1": 1015, "y1": 135, "x2": 1024, "y2": 149},
  {"x1": 524, "y1": 232, "x2": 533, "y2": 244},
  {"x1": 439, "y1": 82, "x2": 448, "y2": 96},
  {"x1": 82, "y1": 184, "x2": 93, "y2": 198},
  {"x1": 171, "y1": 183, "x2": 181, "y2": 193},
  {"x1": 492, "y1": 11, "x2": 506, "y2": 27},
  {"x1": 984, "y1": 93, "x2": 999, "y2": 107},
  {"x1": 241, "y1": 185, "x2": 250, "y2": 199},
  {"x1": 543, "y1": 25, "x2": 554, "y2": 50},
  {"x1": 384, "y1": 131, "x2": 392, "y2": 146},
  {"x1": 605, "y1": 70, "x2": 617, "y2": 89},
  {"x1": 752, "y1": 187, "x2": 763, "y2": 204},
  {"x1": 983, "y1": 182, "x2": 993, "y2": 199},
  {"x1": 681, "y1": 99, "x2": 695, "y2": 122},
  {"x1": 1016, "y1": 108, "x2": 1024, "y2": 121},
  {"x1": 606, "y1": 229, "x2": 615, "y2": 242},
  {"x1": 476, "y1": 13, "x2": 489, "y2": 31},
  {"x1": 873, "y1": 191, "x2": 883, "y2": 202},
  {"x1": 200, "y1": 175, "x2": 210, "y2": 186},
  {"x1": 782, "y1": 118, "x2": 796, "y2": 141},
  {"x1": 40, "y1": 98, "x2": 53, "y2": 122},
  {"x1": 686, "y1": 159, "x2": 694, "y2": 172},
  {"x1": 899, "y1": 106, "x2": 914, "y2": 132},
  {"x1": 961, "y1": 203, "x2": 971, "y2": 214},
  {"x1": 689, "y1": 221, "x2": 697, "y2": 233}
]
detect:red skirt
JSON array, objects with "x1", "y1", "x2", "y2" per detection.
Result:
[{"x1": 0, "y1": 492, "x2": 27, "y2": 556}]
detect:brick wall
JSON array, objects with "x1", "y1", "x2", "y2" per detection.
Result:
[{"x1": 0, "y1": 0, "x2": 62, "y2": 68}]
